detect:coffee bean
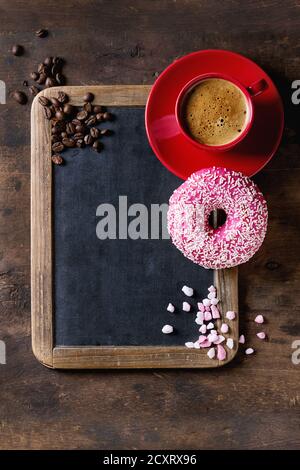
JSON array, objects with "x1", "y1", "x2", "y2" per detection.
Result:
[
  {"x1": 92, "y1": 140, "x2": 103, "y2": 152},
  {"x1": 83, "y1": 102, "x2": 93, "y2": 113},
  {"x1": 23, "y1": 80, "x2": 28, "y2": 87},
  {"x1": 61, "y1": 132, "x2": 68, "y2": 139},
  {"x1": 64, "y1": 104, "x2": 75, "y2": 115},
  {"x1": 38, "y1": 63, "x2": 46, "y2": 73},
  {"x1": 90, "y1": 127, "x2": 100, "y2": 139},
  {"x1": 12, "y1": 90, "x2": 27, "y2": 105},
  {"x1": 93, "y1": 105, "x2": 103, "y2": 114},
  {"x1": 66, "y1": 122, "x2": 76, "y2": 135},
  {"x1": 37, "y1": 73, "x2": 47, "y2": 85},
  {"x1": 73, "y1": 132, "x2": 84, "y2": 141},
  {"x1": 83, "y1": 92, "x2": 94, "y2": 103},
  {"x1": 85, "y1": 115, "x2": 97, "y2": 126},
  {"x1": 84, "y1": 134, "x2": 94, "y2": 145},
  {"x1": 45, "y1": 77, "x2": 56, "y2": 88},
  {"x1": 44, "y1": 57, "x2": 53, "y2": 66},
  {"x1": 62, "y1": 137, "x2": 76, "y2": 148},
  {"x1": 75, "y1": 124, "x2": 85, "y2": 133},
  {"x1": 103, "y1": 112, "x2": 113, "y2": 121},
  {"x1": 57, "y1": 91, "x2": 69, "y2": 104},
  {"x1": 76, "y1": 139, "x2": 85, "y2": 148},
  {"x1": 72, "y1": 118, "x2": 82, "y2": 126},
  {"x1": 52, "y1": 141, "x2": 64, "y2": 153},
  {"x1": 29, "y1": 85, "x2": 39, "y2": 96},
  {"x1": 55, "y1": 73, "x2": 65, "y2": 85},
  {"x1": 53, "y1": 56, "x2": 64, "y2": 67},
  {"x1": 51, "y1": 135, "x2": 60, "y2": 143},
  {"x1": 12, "y1": 44, "x2": 24, "y2": 56},
  {"x1": 52, "y1": 155, "x2": 64, "y2": 165},
  {"x1": 43, "y1": 106, "x2": 53, "y2": 119},
  {"x1": 77, "y1": 110, "x2": 88, "y2": 121},
  {"x1": 50, "y1": 97, "x2": 60, "y2": 108},
  {"x1": 38, "y1": 96, "x2": 50, "y2": 106},
  {"x1": 31, "y1": 72, "x2": 39, "y2": 81},
  {"x1": 100, "y1": 128, "x2": 112, "y2": 136},
  {"x1": 96, "y1": 113, "x2": 104, "y2": 122},
  {"x1": 35, "y1": 29, "x2": 48, "y2": 38},
  {"x1": 55, "y1": 110, "x2": 65, "y2": 121}
]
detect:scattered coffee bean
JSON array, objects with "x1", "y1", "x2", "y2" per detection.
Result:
[
  {"x1": 100, "y1": 128, "x2": 112, "y2": 136},
  {"x1": 23, "y1": 80, "x2": 28, "y2": 87},
  {"x1": 83, "y1": 102, "x2": 93, "y2": 113},
  {"x1": 37, "y1": 73, "x2": 47, "y2": 85},
  {"x1": 93, "y1": 105, "x2": 103, "y2": 114},
  {"x1": 83, "y1": 92, "x2": 94, "y2": 103},
  {"x1": 38, "y1": 96, "x2": 50, "y2": 106},
  {"x1": 92, "y1": 140, "x2": 103, "y2": 153},
  {"x1": 75, "y1": 124, "x2": 85, "y2": 133},
  {"x1": 90, "y1": 127, "x2": 100, "y2": 139},
  {"x1": 43, "y1": 106, "x2": 53, "y2": 119},
  {"x1": 51, "y1": 135, "x2": 60, "y2": 143},
  {"x1": 64, "y1": 104, "x2": 75, "y2": 115},
  {"x1": 12, "y1": 44, "x2": 24, "y2": 56},
  {"x1": 84, "y1": 134, "x2": 94, "y2": 145},
  {"x1": 35, "y1": 29, "x2": 48, "y2": 38},
  {"x1": 12, "y1": 90, "x2": 27, "y2": 105},
  {"x1": 62, "y1": 137, "x2": 76, "y2": 148},
  {"x1": 66, "y1": 122, "x2": 76, "y2": 135},
  {"x1": 76, "y1": 139, "x2": 85, "y2": 148},
  {"x1": 55, "y1": 73, "x2": 65, "y2": 85},
  {"x1": 50, "y1": 97, "x2": 60, "y2": 108},
  {"x1": 73, "y1": 132, "x2": 84, "y2": 141},
  {"x1": 31, "y1": 71, "x2": 39, "y2": 81},
  {"x1": 85, "y1": 115, "x2": 97, "y2": 126},
  {"x1": 96, "y1": 113, "x2": 104, "y2": 122},
  {"x1": 53, "y1": 56, "x2": 64, "y2": 67},
  {"x1": 44, "y1": 57, "x2": 53, "y2": 66},
  {"x1": 103, "y1": 112, "x2": 113, "y2": 121},
  {"x1": 29, "y1": 85, "x2": 39, "y2": 96},
  {"x1": 55, "y1": 110, "x2": 65, "y2": 121},
  {"x1": 52, "y1": 155, "x2": 64, "y2": 165},
  {"x1": 52, "y1": 141, "x2": 64, "y2": 153},
  {"x1": 77, "y1": 110, "x2": 88, "y2": 121},
  {"x1": 57, "y1": 91, "x2": 68, "y2": 104},
  {"x1": 61, "y1": 132, "x2": 68, "y2": 139},
  {"x1": 38, "y1": 63, "x2": 46, "y2": 74},
  {"x1": 72, "y1": 118, "x2": 82, "y2": 127},
  {"x1": 45, "y1": 77, "x2": 56, "y2": 88}
]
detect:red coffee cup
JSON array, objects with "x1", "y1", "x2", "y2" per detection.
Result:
[{"x1": 175, "y1": 73, "x2": 268, "y2": 151}]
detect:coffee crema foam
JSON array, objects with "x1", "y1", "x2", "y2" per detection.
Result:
[{"x1": 183, "y1": 78, "x2": 249, "y2": 146}]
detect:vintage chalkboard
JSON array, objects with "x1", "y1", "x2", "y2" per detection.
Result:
[{"x1": 31, "y1": 85, "x2": 238, "y2": 368}]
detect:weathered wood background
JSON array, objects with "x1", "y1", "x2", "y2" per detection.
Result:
[{"x1": 0, "y1": 0, "x2": 300, "y2": 449}]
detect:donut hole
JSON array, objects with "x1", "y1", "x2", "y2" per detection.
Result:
[{"x1": 208, "y1": 209, "x2": 227, "y2": 229}]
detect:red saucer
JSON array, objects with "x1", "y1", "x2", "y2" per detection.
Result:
[{"x1": 145, "y1": 50, "x2": 284, "y2": 179}]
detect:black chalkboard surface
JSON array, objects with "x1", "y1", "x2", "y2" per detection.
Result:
[{"x1": 54, "y1": 107, "x2": 214, "y2": 347}]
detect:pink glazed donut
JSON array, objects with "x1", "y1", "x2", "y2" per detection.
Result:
[{"x1": 168, "y1": 167, "x2": 268, "y2": 269}]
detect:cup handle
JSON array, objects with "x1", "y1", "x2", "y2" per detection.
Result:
[{"x1": 247, "y1": 78, "x2": 268, "y2": 97}]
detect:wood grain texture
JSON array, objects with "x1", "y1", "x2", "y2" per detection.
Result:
[
  {"x1": 1, "y1": 0, "x2": 300, "y2": 450},
  {"x1": 31, "y1": 85, "x2": 238, "y2": 369}
]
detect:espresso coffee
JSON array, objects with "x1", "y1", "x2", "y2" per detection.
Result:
[{"x1": 183, "y1": 78, "x2": 249, "y2": 146}]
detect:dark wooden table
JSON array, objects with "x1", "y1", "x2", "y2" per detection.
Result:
[{"x1": 0, "y1": 0, "x2": 300, "y2": 450}]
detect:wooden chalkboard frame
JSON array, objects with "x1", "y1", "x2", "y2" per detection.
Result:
[{"x1": 31, "y1": 85, "x2": 238, "y2": 369}]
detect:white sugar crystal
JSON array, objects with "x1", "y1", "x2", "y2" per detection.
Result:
[
  {"x1": 207, "y1": 322, "x2": 214, "y2": 330},
  {"x1": 195, "y1": 318, "x2": 203, "y2": 325},
  {"x1": 202, "y1": 298, "x2": 211, "y2": 307},
  {"x1": 182, "y1": 285, "x2": 193, "y2": 297},
  {"x1": 210, "y1": 297, "x2": 219, "y2": 305},
  {"x1": 221, "y1": 323, "x2": 229, "y2": 334},
  {"x1": 199, "y1": 324, "x2": 207, "y2": 334},
  {"x1": 167, "y1": 303, "x2": 175, "y2": 313},
  {"x1": 162, "y1": 324, "x2": 173, "y2": 334},
  {"x1": 207, "y1": 348, "x2": 215, "y2": 359},
  {"x1": 226, "y1": 338, "x2": 234, "y2": 349},
  {"x1": 182, "y1": 302, "x2": 191, "y2": 312},
  {"x1": 194, "y1": 342, "x2": 200, "y2": 349},
  {"x1": 185, "y1": 342, "x2": 194, "y2": 349},
  {"x1": 239, "y1": 335, "x2": 245, "y2": 344},
  {"x1": 208, "y1": 285, "x2": 216, "y2": 293},
  {"x1": 245, "y1": 348, "x2": 254, "y2": 355},
  {"x1": 208, "y1": 291, "x2": 216, "y2": 300}
]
